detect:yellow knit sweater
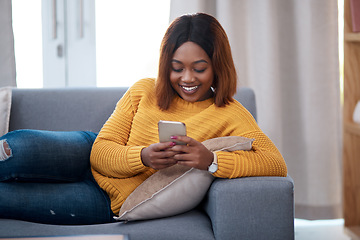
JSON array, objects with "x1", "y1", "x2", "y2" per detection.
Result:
[{"x1": 90, "y1": 78, "x2": 287, "y2": 215}]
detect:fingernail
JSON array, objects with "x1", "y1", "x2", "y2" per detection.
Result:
[
  {"x1": 170, "y1": 142, "x2": 176, "y2": 146},
  {"x1": 170, "y1": 136, "x2": 178, "y2": 139}
]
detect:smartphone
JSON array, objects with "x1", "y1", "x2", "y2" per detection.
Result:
[{"x1": 158, "y1": 120, "x2": 187, "y2": 145}]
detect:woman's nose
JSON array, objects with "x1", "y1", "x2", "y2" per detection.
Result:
[{"x1": 181, "y1": 70, "x2": 194, "y2": 82}]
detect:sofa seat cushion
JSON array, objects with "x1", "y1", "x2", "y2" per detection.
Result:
[{"x1": 0, "y1": 210, "x2": 214, "y2": 240}]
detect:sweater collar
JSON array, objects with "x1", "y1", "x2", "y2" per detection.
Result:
[{"x1": 170, "y1": 95, "x2": 214, "y2": 112}]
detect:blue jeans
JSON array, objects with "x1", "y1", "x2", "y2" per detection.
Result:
[{"x1": 0, "y1": 130, "x2": 114, "y2": 225}]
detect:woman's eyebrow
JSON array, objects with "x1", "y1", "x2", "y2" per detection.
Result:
[
  {"x1": 171, "y1": 59, "x2": 182, "y2": 64},
  {"x1": 171, "y1": 59, "x2": 208, "y2": 64},
  {"x1": 194, "y1": 59, "x2": 208, "y2": 64}
]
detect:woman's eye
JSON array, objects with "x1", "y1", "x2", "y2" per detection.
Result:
[
  {"x1": 172, "y1": 68, "x2": 183, "y2": 73},
  {"x1": 194, "y1": 69, "x2": 206, "y2": 73}
]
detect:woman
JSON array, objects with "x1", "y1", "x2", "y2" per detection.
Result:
[
  {"x1": 91, "y1": 12, "x2": 287, "y2": 218},
  {"x1": 0, "y1": 13, "x2": 287, "y2": 224}
]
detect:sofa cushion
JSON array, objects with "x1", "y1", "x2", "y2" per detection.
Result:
[
  {"x1": 0, "y1": 210, "x2": 215, "y2": 240},
  {"x1": 9, "y1": 88, "x2": 127, "y2": 132},
  {"x1": 116, "y1": 136, "x2": 254, "y2": 221}
]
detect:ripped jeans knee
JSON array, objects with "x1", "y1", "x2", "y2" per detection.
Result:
[{"x1": 0, "y1": 139, "x2": 12, "y2": 161}]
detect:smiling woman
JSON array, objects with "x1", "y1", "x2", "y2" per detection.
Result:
[
  {"x1": 155, "y1": 13, "x2": 237, "y2": 110},
  {"x1": 170, "y1": 42, "x2": 214, "y2": 103}
]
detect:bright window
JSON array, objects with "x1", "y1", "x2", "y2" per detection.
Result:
[
  {"x1": 95, "y1": 0, "x2": 171, "y2": 87},
  {"x1": 12, "y1": 0, "x2": 43, "y2": 88},
  {"x1": 12, "y1": 0, "x2": 171, "y2": 88}
]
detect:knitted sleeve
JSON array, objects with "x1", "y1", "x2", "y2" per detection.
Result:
[
  {"x1": 90, "y1": 82, "x2": 148, "y2": 179},
  {"x1": 213, "y1": 130, "x2": 287, "y2": 178}
]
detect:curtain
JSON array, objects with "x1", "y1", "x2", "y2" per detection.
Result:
[
  {"x1": 0, "y1": 0, "x2": 16, "y2": 87},
  {"x1": 170, "y1": 0, "x2": 342, "y2": 220}
]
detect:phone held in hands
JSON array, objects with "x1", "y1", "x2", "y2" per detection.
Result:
[{"x1": 158, "y1": 120, "x2": 187, "y2": 145}]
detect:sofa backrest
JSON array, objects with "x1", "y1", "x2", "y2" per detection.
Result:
[
  {"x1": 9, "y1": 87, "x2": 256, "y2": 133},
  {"x1": 234, "y1": 87, "x2": 257, "y2": 121}
]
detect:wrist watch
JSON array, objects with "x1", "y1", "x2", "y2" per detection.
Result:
[{"x1": 208, "y1": 152, "x2": 218, "y2": 173}]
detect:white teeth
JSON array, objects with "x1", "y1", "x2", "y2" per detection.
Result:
[{"x1": 182, "y1": 86, "x2": 198, "y2": 91}]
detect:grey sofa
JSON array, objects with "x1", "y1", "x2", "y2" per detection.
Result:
[{"x1": 0, "y1": 87, "x2": 294, "y2": 240}]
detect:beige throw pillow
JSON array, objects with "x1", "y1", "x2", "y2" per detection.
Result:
[{"x1": 115, "y1": 136, "x2": 254, "y2": 221}]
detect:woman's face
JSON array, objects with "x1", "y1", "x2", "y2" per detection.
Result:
[{"x1": 170, "y1": 41, "x2": 214, "y2": 102}]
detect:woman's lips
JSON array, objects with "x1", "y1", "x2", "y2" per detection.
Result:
[{"x1": 180, "y1": 85, "x2": 199, "y2": 93}]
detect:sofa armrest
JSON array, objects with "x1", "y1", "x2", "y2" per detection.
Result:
[{"x1": 203, "y1": 175, "x2": 294, "y2": 240}]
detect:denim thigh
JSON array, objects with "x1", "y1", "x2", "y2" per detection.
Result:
[
  {"x1": 0, "y1": 130, "x2": 98, "y2": 182},
  {"x1": 0, "y1": 171, "x2": 115, "y2": 224}
]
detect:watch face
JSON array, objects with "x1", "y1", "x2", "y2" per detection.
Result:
[{"x1": 208, "y1": 163, "x2": 218, "y2": 173}]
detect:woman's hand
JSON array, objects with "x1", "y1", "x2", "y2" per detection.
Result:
[
  {"x1": 170, "y1": 136, "x2": 214, "y2": 170},
  {"x1": 141, "y1": 142, "x2": 179, "y2": 170}
]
